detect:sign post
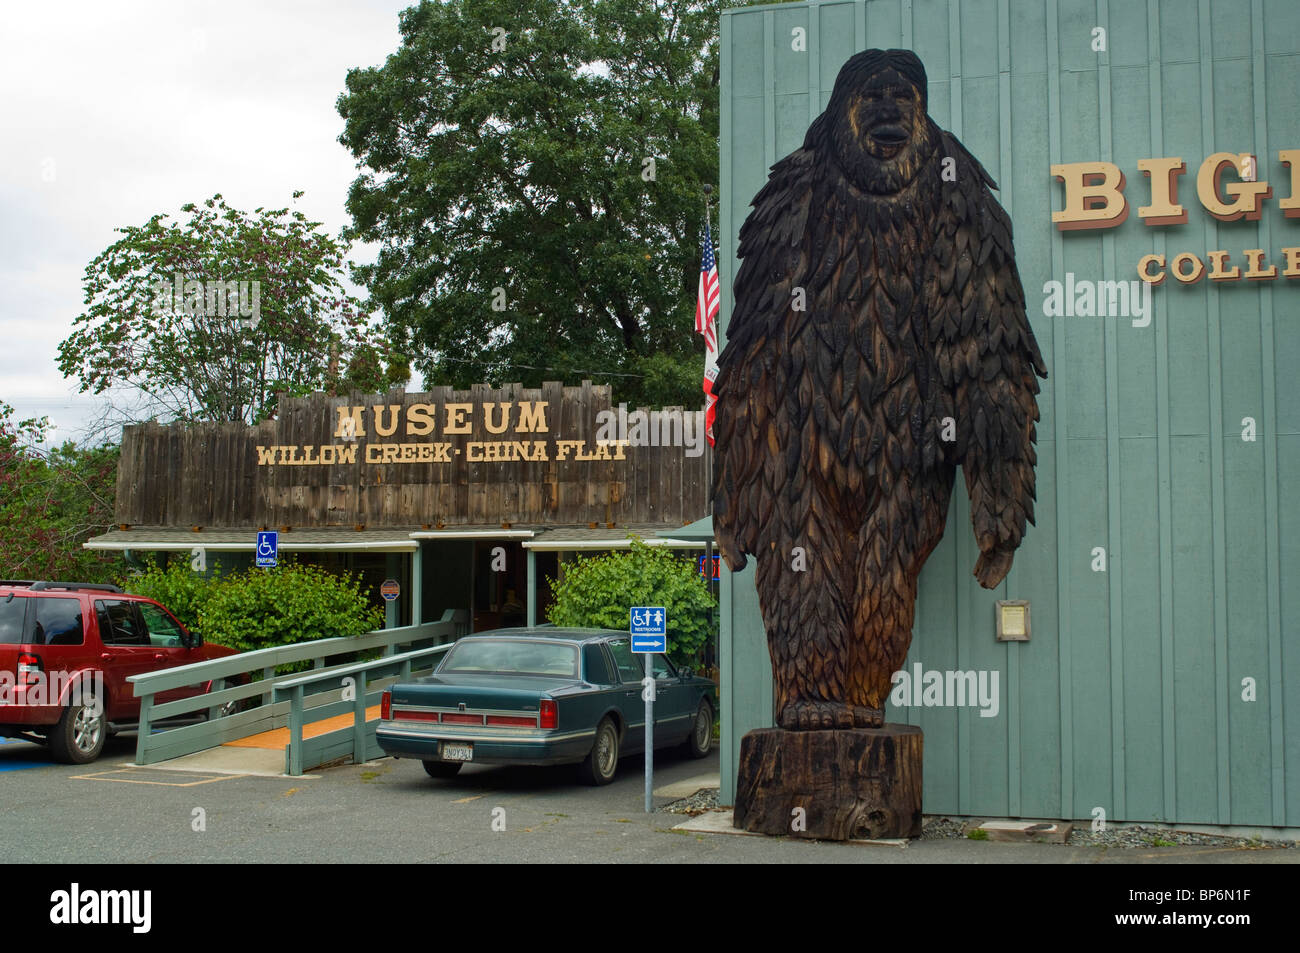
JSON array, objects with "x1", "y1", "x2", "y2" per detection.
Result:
[
  {"x1": 630, "y1": 606, "x2": 667, "y2": 813},
  {"x1": 256, "y1": 531, "x2": 278, "y2": 569}
]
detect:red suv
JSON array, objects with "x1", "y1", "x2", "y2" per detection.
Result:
[{"x1": 0, "y1": 581, "x2": 240, "y2": 764}]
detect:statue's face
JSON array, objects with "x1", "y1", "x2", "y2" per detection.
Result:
[
  {"x1": 848, "y1": 68, "x2": 921, "y2": 162},
  {"x1": 833, "y1": 65, "x2": 933, "y2": 194}
]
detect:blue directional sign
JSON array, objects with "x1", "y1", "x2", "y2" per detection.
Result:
[
  {"x1": 256, "y1": 531, "x2": 278, "y2": 568},
  {"x1": 629, "y1": 606, "x2": 667, "y2": 653}
]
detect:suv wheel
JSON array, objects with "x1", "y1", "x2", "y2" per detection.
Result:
[{"x1": 49, "y1": 691, "x2": 106, "y2": 764}]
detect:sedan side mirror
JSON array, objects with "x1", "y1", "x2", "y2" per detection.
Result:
[
  {"x1": 186, "y1": 628, "x2": 203, "y2": 648},
  {"x1": 679, "y1": 667, "x2": 694, "y2": 680}
]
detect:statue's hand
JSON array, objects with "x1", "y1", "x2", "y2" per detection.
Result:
[{"x1": 973, "y1": 546, "x2": 1015, "y2": 589}]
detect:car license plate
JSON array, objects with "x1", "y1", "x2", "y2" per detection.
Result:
[{"x1": 441, "y1": 742, "x2": 473, "y2": 762}]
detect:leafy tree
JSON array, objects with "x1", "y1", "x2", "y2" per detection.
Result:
[
  {"x1": 546, "y1": 537, "x2": 716, "y2": 665},
  {"x1": 57, "y1": 194, "x2": 409, "y2": 425},
  {"x1": 337, "y1": 0, "x2": 745, "y2": 407},
  {"x1": 0, "y1": 401, "x2": 124, "y2": 581}
]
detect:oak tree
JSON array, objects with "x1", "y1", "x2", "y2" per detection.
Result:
[{"x1": 336, "y1": 0, "x2": 736, "y2": 406}]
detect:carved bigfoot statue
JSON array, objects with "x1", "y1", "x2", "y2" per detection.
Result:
[{"x1": 712, "y1": 49, "x2": 1046, "y2": 731}]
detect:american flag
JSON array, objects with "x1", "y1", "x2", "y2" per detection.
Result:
[{"x1": 695, "y1": 224, "x2": 720, "y2": 445}]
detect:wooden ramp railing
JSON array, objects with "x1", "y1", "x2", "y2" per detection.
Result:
[
  {"x1": 128, "y1": 609, "x2": 469, "y2": 767},
  {"x1": 273, "y1": 643, "x2": 454, "y2": 776}
]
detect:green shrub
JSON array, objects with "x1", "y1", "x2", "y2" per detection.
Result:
[
  {"x1": 194, "y1": 561, "x2": 382, "y2": 654},
  {"x1": 546, "y1": 537, "x2": 716, "y2": 666},
  {"x1": 121, "y1": 558, "x2": 222, "y2": 631},
  {"x1": 121, "y1": 558, "x2": 382, "y2": 655}
]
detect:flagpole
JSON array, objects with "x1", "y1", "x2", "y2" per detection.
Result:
[
  {"x1": 697, "y1": 183, "x2": 719, "y2": 451},
  {"x1": 700, "y1": 183, "x2": 717, "y2": 660}
]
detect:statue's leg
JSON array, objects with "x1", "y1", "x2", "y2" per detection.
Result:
[
  {"x1": 848, "y1": 470, "x2": 957, "y2": 726},
  {"x1": 753, "y1": 484, "x2": 867, "y2": 731}
]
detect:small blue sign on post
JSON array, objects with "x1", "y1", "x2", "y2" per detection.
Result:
[
  {"x1": 256, "y1": 531, "x2": 278, "y2": 568},
  {"x1": 630, "y1": 605, "x2": 668, "y2": 814},
  {"x1": 630, "y1": 606, "x2": 667, "y2": 653}
]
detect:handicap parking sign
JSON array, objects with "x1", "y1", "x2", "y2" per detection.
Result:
[
  {"x1": 629, "y1": 606, "x2": 667, "y2": 653},
  {"x1": 256, "y1": 531, "x2": 278, "y2": 568}
]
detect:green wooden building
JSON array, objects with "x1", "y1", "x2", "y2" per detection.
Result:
[{"x1": 709, "y1": 0, "x2": 1299, "y2": 828}]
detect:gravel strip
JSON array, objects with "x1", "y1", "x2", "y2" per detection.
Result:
[
  {"x1": 923, "y1": 815, "x2": 1297, "y2": 849},
  {"x1": 662, "y1": 788, "x2": 720, "y2": 815},
  {"x1": 919, "y1": 817, "x2": 966, "y2": 841},
  {"x1": 664, "y1": 802, "x2": 1297, "y2": 849}
]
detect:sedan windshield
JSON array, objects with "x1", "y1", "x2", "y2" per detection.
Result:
[{"x1": 440, "y1": 640, "x2": 579, "y2": 678}]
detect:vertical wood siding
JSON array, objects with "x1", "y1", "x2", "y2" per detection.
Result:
[{"x1": 719, "y1": 0, "x2": 1297, "y2": 825}]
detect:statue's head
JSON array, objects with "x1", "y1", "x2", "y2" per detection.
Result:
[{"x1": 814, "y1": 49, "x2": 939, "y2": 195}]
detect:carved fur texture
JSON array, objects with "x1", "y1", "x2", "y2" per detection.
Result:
[{"x1": 712, "y1": 49, "x2": 1047, "y2": 731}]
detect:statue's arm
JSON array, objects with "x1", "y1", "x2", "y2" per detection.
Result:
[
  {"x1": 712, "y1": 150, "x2": 815, "y2": 571},
  {"x1": 928, "y1": 135, "x2": 1048, "y2": 588}
]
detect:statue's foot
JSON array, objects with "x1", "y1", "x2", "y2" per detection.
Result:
[
  {"x1": 778, "y1": 701, "x2": 884, "y2": 730},
  {"x1": 852, "y1": 704, "x2": 884, "y2": 728}
]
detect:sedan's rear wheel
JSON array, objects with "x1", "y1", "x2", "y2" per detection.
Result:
[
  {"x1": 49, "y1": 691, "x2": 106, "y2": 764},
  {"x1": 422, "y1": 760, "x2": 463, "y2": 779},
  {"x1": 579, "y1": 717, "x2": 619, "y2": 786},
  {"x1": 684, "y1": 699, "x2": 713, "y2": 759}
]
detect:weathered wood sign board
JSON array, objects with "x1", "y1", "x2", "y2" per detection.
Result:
[{"x1": 115, "y1": 382, "x2": 710, "y2": 528}]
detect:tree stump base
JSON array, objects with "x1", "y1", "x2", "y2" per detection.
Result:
[{"x1": 734, "y1": 725, "x2": 923, "y2": 841}]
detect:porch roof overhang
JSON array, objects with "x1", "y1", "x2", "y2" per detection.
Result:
[
  {"x1": 83, "y1": 527, "x2": 419, "y2": 553},
  {"x1": 85, "y1": 522, "x2": 711, "y2": 554},
  {"x1": 658, "y1": 515, "x2": 714, "y2": 542},
  {"x1": 522, "y1": 524, "x2": 706, "y2": 551},
  {"x1": 408, "y1": 528, "x2": 539, "y2": 540}
]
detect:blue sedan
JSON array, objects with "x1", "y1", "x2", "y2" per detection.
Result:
[{"x1": 376, "y1": 628, "x2": 717, "y2": 785}]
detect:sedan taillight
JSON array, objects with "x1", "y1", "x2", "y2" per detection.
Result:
[
  {"x1": 381, "y1": 690, "x2": 391, "y2": 720},
  {"x1": 394, "y1": 710, "x2": 438, "y2": 722},
  {"x1": 539, "y1": 699, "x2": 557, "y2": 730}
]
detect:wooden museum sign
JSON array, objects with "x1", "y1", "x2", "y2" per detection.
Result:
[{"x1": 114, "y1": 383, "x2": 710, "y2": 529}]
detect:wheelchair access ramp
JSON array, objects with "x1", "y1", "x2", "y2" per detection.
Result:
[{"x1": 127, "y1": 614, "x2": 465, "y2": 774}]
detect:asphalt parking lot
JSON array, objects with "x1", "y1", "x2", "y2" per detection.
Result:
[{"x1": 1, "y1": 732, "x2": 1295, "y2": 864}]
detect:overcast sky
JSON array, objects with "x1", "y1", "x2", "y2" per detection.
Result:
[{"x1": 0, "y1": 0, "x2": 413, "y2": 444}]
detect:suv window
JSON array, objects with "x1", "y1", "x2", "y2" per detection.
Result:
[
  {"x1": 0, "y1": 595, "x2": 29, "y2": 644},
  {"x1": 33, "y1": 596, "x2": 85, "y2": 646},
  {"x1": 95, "y1": 600, "x2": 148, "y2": 646},
  {"x1": 138, "y1": 603, "x2": 186, "y2": 648},
  {"x1": 606, "y1": 639, "x2": 644, "y2": 684}
]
